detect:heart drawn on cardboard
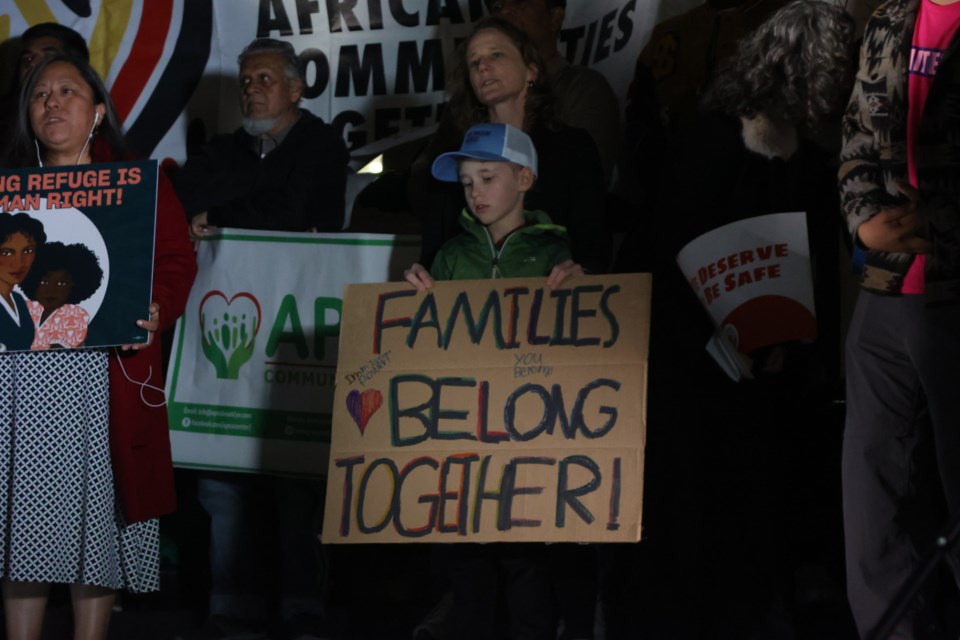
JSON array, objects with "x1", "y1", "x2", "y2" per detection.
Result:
[{"x1": 346, "y1": 388, "x2": 383, "y2": 435}]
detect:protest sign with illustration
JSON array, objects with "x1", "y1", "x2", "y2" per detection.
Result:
[
  {"x1": 165, "y1": 230, "x2": 420, "y2": 476},
  {"x1": 0, "y1": 162, "x2": 157, "y2": 352},
  {"x1": 322, "y1": 274, "x2": 650, "y2": 544},
  {"x1": 675, "y1": 212, "x2": 815, "y2": 380}
]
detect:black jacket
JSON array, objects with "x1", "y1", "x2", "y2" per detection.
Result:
[{"x1": 174, "y1": 109, "x2": 349, "y2": 232}]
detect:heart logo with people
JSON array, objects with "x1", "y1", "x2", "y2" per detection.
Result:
[{"x1": 198, "y1": 291, "x2": 262, "y2": 379}]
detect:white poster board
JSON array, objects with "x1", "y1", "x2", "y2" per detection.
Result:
[
  {"x1": 165, "y1": 229, "x2": 420, "y2": 476},
  {"x1": 675, "y1": 212, "x2": 816, "y2": 380}
]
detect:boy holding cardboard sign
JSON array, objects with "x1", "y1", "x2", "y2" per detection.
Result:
[
  {"x1": 404, "y1": 122, "x2": 583, "y2": 639},
  {"x1": 404, "y1": 122, "x2": 582, "y2": 291}
]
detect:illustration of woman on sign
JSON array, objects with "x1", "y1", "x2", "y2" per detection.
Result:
[
  {"x1": 0, "y1": 212, "x2": 46, "y2": 352},
  {"x1": 20, "y1": 241, "x2": 104, "y2": 349}
]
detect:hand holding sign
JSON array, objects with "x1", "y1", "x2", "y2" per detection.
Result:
[
  {"x1": 676, "y1": 212, "x2": 817, "y2": 364},
  {"x1": 122, "y1": 302, "x2": 160, "y2": 351},
  {"x1": 403, "y1": 262, "x2": 434, "y2": 292}
]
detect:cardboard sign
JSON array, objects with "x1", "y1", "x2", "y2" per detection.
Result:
[
  {"x1": 166, "y1": 230, "x2": 420, "y2": 476},
  {"x1": 0, "y1": 162, "x2": 157, "y2": 352},
  {"x1": 322, "y1": 273, "x2": 650, "y2": 544},
  {"x1": 676, "y1": 212, "x2": 816, "y2": 364}
]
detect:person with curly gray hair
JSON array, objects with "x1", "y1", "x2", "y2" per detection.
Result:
[
  {"x1": 705, "y1": 0, "x2": 857, "y2": 159},
  {"x1": 610, "y1": 2, "x2": 857, "y2": 637}
]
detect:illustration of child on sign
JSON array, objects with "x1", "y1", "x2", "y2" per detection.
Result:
[{"x1": 20, "y1": 241, "x2": 104, "y2": 350}]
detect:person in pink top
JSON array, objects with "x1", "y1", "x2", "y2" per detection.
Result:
[
  {"x1": 838, "y1": 0, "x2": 960, "y2": 637},
  {"x1": 20, "y1": 241, "x2": 103, "y2": 349}
]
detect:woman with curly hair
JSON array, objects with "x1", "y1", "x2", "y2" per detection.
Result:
[
  {"x1": 610, "y1": 2, "x2": 857, "y2": 637},
  {"x1": 0, "y1": 213, "x2": 46, "y2": 351},
  {"x1": 20, "y1": 241, "x2": 104, "y2": 349},
  {"x1": 407, "y1": 16, "x2": 608, "y2": 277},
  {"x1": 705, "y1": 0, "x2": 857, "y2": 159}
]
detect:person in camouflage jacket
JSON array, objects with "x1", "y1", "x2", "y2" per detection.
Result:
[
  {"x1": 839, "y1": 0, "x2": 960, "y2": 300},
  {"x1": 839, "y1": 0, "x2": 960, "y2": 637}
]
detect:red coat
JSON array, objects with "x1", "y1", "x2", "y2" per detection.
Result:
[{"x1": 106, "y1": 167, "x2": 197, "y2": 523}]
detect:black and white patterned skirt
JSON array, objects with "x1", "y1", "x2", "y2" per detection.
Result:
[{"x1": 0, "y1": 350, "x2": 159, "y2": 592}]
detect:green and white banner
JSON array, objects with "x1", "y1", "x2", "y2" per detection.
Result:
[{"x1": 165, "y1": 229, "x2": 420, "y2": 477}]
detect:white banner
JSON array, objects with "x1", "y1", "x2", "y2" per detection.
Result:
[
  {"x1": 676, "y1": 212, "x2": 816, "y2": 357},
  {"x1": 165, "y1": 229, "x2": 420, "y2": 476},
  {"x1": 1, "y1": 0, "x2": 659, "y2": 162},
  {"x1": 208, "y1": 0, "x2": 653, "y2": 157}
]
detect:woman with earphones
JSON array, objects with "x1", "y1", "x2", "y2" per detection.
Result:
[{"x1": 1, "y1": 54, "x2": 196, "y2": 640}]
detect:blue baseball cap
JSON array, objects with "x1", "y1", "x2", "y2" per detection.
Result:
[{"x1": 431, "y1": 123, "x2": 539, "y2": 182}]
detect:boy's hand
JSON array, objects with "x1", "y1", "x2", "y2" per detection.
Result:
[
  {"x1": 547, "y1": 259, "x2": 584, "y2": 290},
  {"x1": 404, "y1": 263, "x2": 435, "y2": 291}
]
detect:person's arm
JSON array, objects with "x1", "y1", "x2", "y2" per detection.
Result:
[
  {"x1": 839, "y1": 48, "x2": 931, "y2": 256},
  {"x1": 408, "y1": 112, "x2": 461, "y2": 219},
  {"x1": 121, "y1": 173, "x2": 197, "y2": 351},
  {"x1": 838, "y1": 40, "x2": 911, "y2": 246},
  {"x1": 172, "y1": 135, "x2": 241, "y2": 219},
  {"x1": 404, "y1": 263, "x2": 435, "y2": 291},
  {"x1": 152, "y1": 172, "x2": 199, "y2": 331},
  {"x1": 548, "y1": 127, "x2": 610, "y2": 274},
  {"x1": 554, "y1": 66, "x2": 622, "y2": 188},
  {"x1": 307, "y1": 122, "x2": 350, "y2": 232},
  {"x1": 408, "y1": 114, "x2": 463, "y2": 268},
  {"x1": 855, "y1": 184, "x2": 930, "y2": 253},
  {"x1": 546, "y1": 258, "x2": 583, "y2": 290}
]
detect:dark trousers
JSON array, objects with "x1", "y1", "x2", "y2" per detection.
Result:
[
  {"x1": 450, "y1": 543, "x2": 556, "y2": 640},
  {"x1": 198, "y1": 472, "x2": 326, "y2": 623},
  {"x1": 843, "y1": 292, "x2": 960, "y2": 638}
]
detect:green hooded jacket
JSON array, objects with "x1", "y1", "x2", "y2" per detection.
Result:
[{"x1": 431, "y1": 208, "x2": 570, "y2": 281}]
